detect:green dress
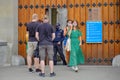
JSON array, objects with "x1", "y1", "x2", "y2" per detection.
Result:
[{"x1": 68, "y1": 30, "x2": 84, "y2": 66}]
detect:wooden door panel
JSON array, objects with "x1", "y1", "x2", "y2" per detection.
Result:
[{"x1": 18, "y1": 0, "x2": 120, "y2": 65}]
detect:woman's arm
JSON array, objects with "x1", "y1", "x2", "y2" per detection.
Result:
[
  {"x1": 79, "y1": 36, "x2": 82, "y2": 46},
  {"x1": 64, "y1": 27, "x2": 67, "y2": 36},
  {"x1": 67, "y1": 24, "x2": 73, "y2": 37}
]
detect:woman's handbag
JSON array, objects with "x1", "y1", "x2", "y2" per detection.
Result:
[
  {"x1": 65, "y1": 30, "x2": 72, "y2": 51},
  {"x1": 65, "y1": 37, "x2": 71, "y2": 51}
]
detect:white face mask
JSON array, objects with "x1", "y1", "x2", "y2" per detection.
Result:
[
  {"x1": 68, "y1": 23, "x2": 73, "y2": 27},
  {"x1": 73, "y1": 22, "x2": 77, "y2": 27},
  {"x1": 73, "y1": 24, "x2": 77, "y2": 27},
  {"x1": 67, "y1": 23, "x2": 71, "y2": 26}
]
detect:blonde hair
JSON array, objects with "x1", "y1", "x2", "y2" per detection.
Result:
[{"x1": 32, "y1": 13, "x2": 38, "y2": 20}]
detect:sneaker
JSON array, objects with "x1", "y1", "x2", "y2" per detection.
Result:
[
  {"x1": 36, "y1": 69, "x2": 41, "y2": 72},
  {"x1": 29, "y1": 68, "x2": 33, "y2": 72},
  {"x1": 50, "y1": 72, "x2": 56, "y2": 77},
  {"x1": 39, "y1": 73, "x2": 45, "y2": 77},
  {"x1": 71, "y1": 66, "x2": 75, "y2": 70},
  {"x1": 74, "y1": 66, "x2": 78, "y2": 72}
]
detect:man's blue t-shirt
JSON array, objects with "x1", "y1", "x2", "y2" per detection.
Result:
[
  {"x1": 36, "y1": 23, "x2": 54, "y2": 45},
  {"x1": 27, "y1": 22, "x2": 39, "y2": 42}
]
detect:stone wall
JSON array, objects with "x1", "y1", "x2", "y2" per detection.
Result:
[{"x1": 0, "y1": 0, "x2": 18, "y2": 66}]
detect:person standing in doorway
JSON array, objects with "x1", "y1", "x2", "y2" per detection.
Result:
[
  {"x1": 36, "y1": 16, "x2": 56, "y2": 77},
  {"x1": 53, "y1": 23, "x2": 67, "y2": 65},
  {"x1": 26, "y1": 13, "x2": 41, "y2": 72},
  {"x1": 68, "y1": 20, "x2": 84, "y2": 72}
]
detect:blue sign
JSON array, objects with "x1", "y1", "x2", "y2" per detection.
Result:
[{"x1": 86, "y1": 21, "x2": 102, "y2": 43}]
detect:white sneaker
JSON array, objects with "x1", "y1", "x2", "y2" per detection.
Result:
[
  {"x1": 74, "y1": 66, "x2": 78, "y2": 72},
  {"x1": 75, "y1": 66, "x2": 78, "y2": 70},
  {"x1": 71, "y1": 66, "x2": 75, "y2": 70}
]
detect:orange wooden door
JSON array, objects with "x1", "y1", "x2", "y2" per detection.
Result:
[{"x1": 18, "y1": 0, "x2": 120, "y2": 65}]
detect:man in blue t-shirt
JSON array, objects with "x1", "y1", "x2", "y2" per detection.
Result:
[{"x1": 36, "y1": 16, "x2": 56, "y2": 77}]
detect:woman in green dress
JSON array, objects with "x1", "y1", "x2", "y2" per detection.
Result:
[{"x1": 68, "y1": 20, "x2": 84, "y2": 72}]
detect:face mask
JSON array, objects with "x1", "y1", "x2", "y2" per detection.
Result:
[
  {"x1": 68, "y1": 23, "x2": 73, "y2": 27},
  {"x1": 56, "y1": 23, "x2": 60, "y2": 29},
  {"x1": 73, "y1": 23, "x2": 77, "y2": 27},
  {"x1": 56, "y1": 27, "x2": 59, "y2": 30},
  {"x1": 73, "y1": 24, "x2": 77, "y2": 27}
]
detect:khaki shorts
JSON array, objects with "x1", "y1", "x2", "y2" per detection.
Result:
[{"x1": 27, "y1": 42, "x2": 37, "y2": 56}]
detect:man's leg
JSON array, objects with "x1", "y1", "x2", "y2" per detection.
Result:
[
  {"x1": 39, "y1": 46, "x2": 45, "y2": 74},
  {"x1": 39, "y1": 60, "x2": 45, "y2": 77},
  {"x1": 27, "y1": 42, "x2": 33, "y2": 72},
  {"x1": 27, "y1": 55, "x2": 33, "y2": 71},
  {"x1": 33, "y1": 44, "x2": 41, "y2": 72},
  {"x1": 47, "y1": 45, "x2": 56, "y2": 76},
  {"x1": 53, "y1": 43, "x2": 58, "y2": 65},
  {"x1": 49, "y1": 60, "x2": 54, "y2": 73},
  {"x1": 40, "y1": 60, "x2": 45, "y2": 73},
  {"x1": 34, "y1": 57, "x2": 41, "y2": 72},
  {"x1": 34, "y1": 57, "x2": 39, "y2": 68},
  {"x1": 57, "y1": 44, "x2": 67, "y2": 65}
]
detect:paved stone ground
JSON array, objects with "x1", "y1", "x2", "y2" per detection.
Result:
[{"x1": 0, "y1": 65, "x2": 120, "y2": 80}]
